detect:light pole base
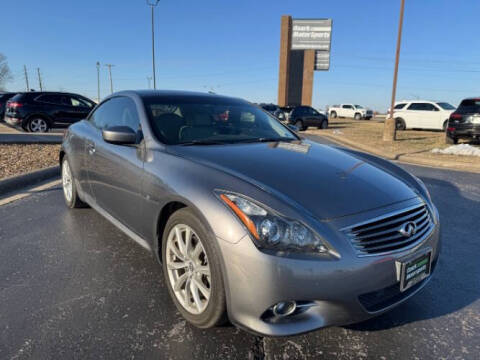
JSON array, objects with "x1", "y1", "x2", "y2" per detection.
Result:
[{"x1": 383, "y1": 117, "x2": 396, "y2": 141}]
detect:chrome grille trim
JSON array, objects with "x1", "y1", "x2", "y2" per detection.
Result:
[{"x1": 341, "y1": 203, "x2": 434, "y2": 256}]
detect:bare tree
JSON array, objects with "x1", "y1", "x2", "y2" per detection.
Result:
[{"x1": 0, "y1": 54, "x2": 12, "y2": 91}]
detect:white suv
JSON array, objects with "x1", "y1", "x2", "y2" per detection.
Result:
[{"x1": 392, "y1": 100, "x2": 456, "y2": 131}]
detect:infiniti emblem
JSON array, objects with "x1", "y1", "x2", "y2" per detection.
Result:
[{"x1": 399, "y1": 221, "x2": 417, "y2": 238}]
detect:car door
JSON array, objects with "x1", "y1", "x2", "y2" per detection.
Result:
[
  {"x1": 342, "y1": 105, "x2": 354, "y2": 118},
  {"x1": 85, "y1": 96, "x2": 146, "y2": 235},
  {"x1": 62, "y1": 95, "x2": 94, "y2": 125},
  {"x1": 404, "y1": 103, "x2": 426, "y2": 129},
  {"x1": 35, "y1": 94, "x2": 71, "y2": 125},
  {"x1": 424, "y1": 103, "x2": 443, "y2": 129}
]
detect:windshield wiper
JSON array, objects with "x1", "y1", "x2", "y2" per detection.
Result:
[
  {"x1": 236, "y1": 137, "x2": 297, "y2": 143},
  {"x1": 178, "y1": 140, "x2": 228, "y2": 146}
]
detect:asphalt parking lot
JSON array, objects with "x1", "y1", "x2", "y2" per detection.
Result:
[{"x1": 0, "y1": 137, "x2": 479, "y2": 359}]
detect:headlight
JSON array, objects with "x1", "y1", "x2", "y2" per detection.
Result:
[{"x1": 219, "y1": 193, "x2": 328, "y2": 254}]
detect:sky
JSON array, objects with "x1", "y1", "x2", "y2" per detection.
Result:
[{"x1": 1, "y1": 0, "x2": 479, "y2": 111}]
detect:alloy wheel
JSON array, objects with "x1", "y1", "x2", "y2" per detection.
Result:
[
  {"x1": 62, "y1": 160, "x2": 73, "y2": 203},
  {"x1": 166, "y1": 224, "x2": 211, "y2": 315},
  {"x1": 29, "y1": 118, "x2": 48, "y2": 132}
]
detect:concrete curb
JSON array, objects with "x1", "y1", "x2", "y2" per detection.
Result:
[
  {"x1": 314, "y1": 131, "x2": 480, "y2": 174},
  {"x1": 0, "y1": 166, "x2": 60, "y2": 196}
]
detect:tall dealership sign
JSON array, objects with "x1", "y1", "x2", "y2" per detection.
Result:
[{"x1": 278, "y1": 16, "x2": 332, "y2": 106}]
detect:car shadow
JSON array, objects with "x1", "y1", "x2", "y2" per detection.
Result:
[{"x1": 346, "y1": 175, "x2": 480, "y2": 331}]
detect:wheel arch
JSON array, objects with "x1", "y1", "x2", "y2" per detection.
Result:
[{"x1": 24, "y1": 113, "x2": 54, "y2": 129}]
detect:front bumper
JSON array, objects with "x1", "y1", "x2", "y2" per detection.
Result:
[{"x1": 217, "y1": 199, "x2": 440, "y2": 336}]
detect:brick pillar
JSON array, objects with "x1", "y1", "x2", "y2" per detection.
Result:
[
  {"x1": 301, "y1": 49, "x2": 315, "y2": 106},
  {"x1": 277, "y1": 15, "x2": 292, "y2": 107}
]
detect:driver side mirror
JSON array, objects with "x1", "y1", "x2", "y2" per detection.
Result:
[{"x1": 102, "y1": 126, "x2": 137, "y2": 145}]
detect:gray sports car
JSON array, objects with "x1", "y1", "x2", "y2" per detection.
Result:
[{"x1": 60, "y1": 90, "x2": 440, "y2": 336}]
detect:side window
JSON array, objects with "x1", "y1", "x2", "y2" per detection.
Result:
[
  {"x1": 342, "y1": 105, "x2": 349, "y2": 109},
  {"x1": 36, "y1": 94, "x2": 63, "y2": 105},
  {"x1": 394, "y1": 103, "x2": 406, "y2": 109},
  {"x1": 89, "y1": 97, "x2": 140, "y2": 132},
  {"x1": 407, "y1": 103, "x2": 426, "y2": 111},
  {"x1": 423, "y1": 103, "x2": 437, "y2": 111},
  {"x1": 69, "y1": 96, "x2": 91, "y2": 107}
]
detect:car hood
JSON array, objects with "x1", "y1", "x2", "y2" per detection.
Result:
[{"x1": 169, "y1": 140, "x2": 418, "y2": 220}]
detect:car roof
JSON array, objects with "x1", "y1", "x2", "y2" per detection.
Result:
[{"x1": 114, "y1": 90, "x2": 249, "y2": 105}]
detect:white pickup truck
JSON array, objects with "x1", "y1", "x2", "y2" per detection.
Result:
[{"x1": 329, "y1": 104, "x2": 373, "y2": 120}]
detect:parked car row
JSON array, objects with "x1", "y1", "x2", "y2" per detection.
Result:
[{"x1": 2, "y1": 91, "x2": 95, "y2": 132}]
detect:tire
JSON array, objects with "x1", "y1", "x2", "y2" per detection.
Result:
[
  {"x1": 445, "y1": 135, "x2": 458, "y2": 145},
  {"x1": 318, "y1": 120, "x2": 328, "y2": 129},
  {"x1": 395, "y1": 118, "x2": 406, "y2": 131},
  {"x1": 27, "y1": 117, "x2": 49, "y2": 133},
  {"x1": 442, "y1": 120, "x2": 448, "y2": 132},
  {"x1": 162, "y1": 208, "x2": 227, "y2": 328},
  {"x1": 295, "y1": 120, "x2": 304, "y2": 131},
  {"x1": 62, "y1": 157, "x2": 88, "y2": 208},
  {"x1": 354, "y1": 113, "x2": 362, "y2": 120},
  {"x1": 330, "y1": 111, "x2": 337, "y2": 119}
]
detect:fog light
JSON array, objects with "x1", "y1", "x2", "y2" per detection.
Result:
[{"x1": 272, "y1": 301, "x2": 297, "y2": 317}]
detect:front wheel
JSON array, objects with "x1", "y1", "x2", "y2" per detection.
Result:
[
  {"x1": 354, "y1": 113, "x2": 362, "y2": 120},
  {"x1": 62, "y1": 157, "x2": 88, "y2": 208},
  {"x1": 318, "y1": 120, "x2": 328, "y2": 129},
  {"x1": 162, "y1": 208, "x2": 227, "y2": 328}
]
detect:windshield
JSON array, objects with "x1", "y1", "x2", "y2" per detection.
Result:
[
  {"x1": 143, "y1": 99, "x2": 298, "y2": 145},
  {"x1": 436, "y1": 102, "x2": 456, "y2": 110},
  {"x1": 354, "y1": 105, "x2": 364, "y2": 109},
  {"x1": 457, "y1": 99, "x2": 480, "y2": 114}
]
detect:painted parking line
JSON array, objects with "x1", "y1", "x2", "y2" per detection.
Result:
[{"x1": 0, "y1": 179, "x2": 61, "y2": 206}]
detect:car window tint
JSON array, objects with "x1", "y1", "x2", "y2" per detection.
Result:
[
  {"x1": 457, "y1": 99, "x2": 480, "y2": 114},
  {"x1": 394, "y1": 103, "x2": 406, "y2": 109},
  {"x1": 407, "y1": 103, "x2": 427, "y2": 111},
  {"x1": 423, "y1": 103, "x2": 437, "y2": 111},
  {"x1": 69, "y1": 96, "x2": 92, "y2": 107},
  {"x1": 36, "y1": 94, "x2": 63, "y2": 105},
  {"x1": 90, "y1": 97, "x2": 140, "y2": 132}
]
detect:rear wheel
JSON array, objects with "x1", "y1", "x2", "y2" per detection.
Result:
[
  {"x1": 445, "y1": 134, "x2": 458, "y2": 145},
  {"x1": 318, "y1": 120, "x2": 328, "y2": 129},
  {"x1": 28, "y1": 117, "x2": 49, "y2": 133},
  {"x1": 395, "y1": 118, "x2": 406, "y2": 131},
  {"x1": 162, "y1": 208, "x2": 227, "y2": 328},
  {"x1": 354, "y1": 113, "x2": 362, "y2": 120}
]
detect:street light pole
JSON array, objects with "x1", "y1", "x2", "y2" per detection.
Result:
[
  {"x1": 383, "y1": 0, "x2": 405, "y2": 141},
  {"x1": 147, "y1": 0, "x2": 160, "y2": 89},
  {"x1": 105, "y1": 64, "x2": 115, "y2": 94},
  {"x1": 96, "y1": 61, "x2": 101, "y2": 102}
]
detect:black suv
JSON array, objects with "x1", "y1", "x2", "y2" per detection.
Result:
[
  {"x1": 446, "y1": 98, "x2": 480, "y2": 144},
  {"x1": 0, "y1": 92, "x2": 18, "y2": 121},
  {"x1": 288, "y1": 106, "x2": 328, "y2": 131},
  {"x1": 4, "y1": 91, "x2": 95, "y2": 132}
]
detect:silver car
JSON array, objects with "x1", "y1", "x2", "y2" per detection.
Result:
[{"x1": 60, "y1": 90, "x2": 440, "y2": 336}]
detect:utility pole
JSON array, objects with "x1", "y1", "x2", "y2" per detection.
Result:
[
  {"x1": 383, "y1": 0, "x2": 405, "y2": 141},
  {"x1": 147, "y1": 0, "x2": 160, "y2": 89},
  {"x1": 96, "y1": 61, "x2": 101, "y2": 102},
  {"x1": 147, "y1": 76, "x2": 152, "y2": 89},
  {"x1": 104, "y1": 64, "x2": 114, "y2": 94},
  {"x1": 37, "y1": 68, "x2": 43, "y2": 91},
  {"x1": 23, "y1": 65, "x2": 30, "y2": 91}
]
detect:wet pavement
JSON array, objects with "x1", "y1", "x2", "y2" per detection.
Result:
[{"x1": 0, "y1": 138, "x2": 479, "y2": 359}]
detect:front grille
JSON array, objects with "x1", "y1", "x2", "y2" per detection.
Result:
[{"x1": 342, "y1": 203, "x2": 434, "y2": 256}]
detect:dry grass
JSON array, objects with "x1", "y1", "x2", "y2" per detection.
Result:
[
  {"x1": 306, "y1": 117, "x2": 480, "y2": 167},
  {"x1": 0, "y1": 144, "x2": 60, "y2": 179}
]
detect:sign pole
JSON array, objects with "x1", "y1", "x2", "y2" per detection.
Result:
[{"x1": 383, "y1": 0, "x2": 405, "y2": 141}]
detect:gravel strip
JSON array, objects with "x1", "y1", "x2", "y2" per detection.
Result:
[{"x1": 0, "y1": 144, "x2": 61, "y2": 179}]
